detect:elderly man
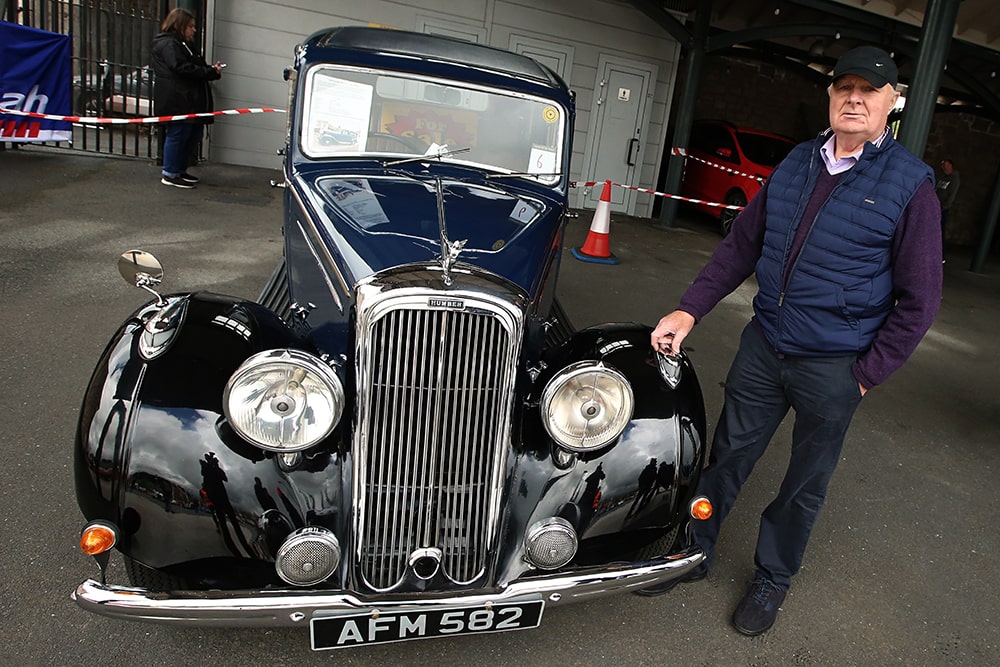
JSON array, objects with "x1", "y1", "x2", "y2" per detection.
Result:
[{"x1": 637, "y1": 46, "x2": 942, "y2": 636}]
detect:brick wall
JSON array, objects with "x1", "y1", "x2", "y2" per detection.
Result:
[
  {"x1": 924, "y1": 112, "x2": 1000, "y2": 249},
  {"x1": 691, "y1": 54, "x2": 828, "y2": 143}
]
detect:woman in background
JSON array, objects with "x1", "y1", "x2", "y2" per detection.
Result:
[{"x1": 150, "y1": 8, "x2": 222, "y2": 188}]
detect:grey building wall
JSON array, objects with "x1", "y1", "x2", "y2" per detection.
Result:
[{"x1": 205, "y1": 0, "x2": 681, "y2": 217}]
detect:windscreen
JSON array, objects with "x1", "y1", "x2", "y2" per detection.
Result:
[{"x1": 301, "y1": 65, "x2": 566, "y2": 184}]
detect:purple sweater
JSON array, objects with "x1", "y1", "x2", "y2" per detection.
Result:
[{"x1": 678, "y1": 173, "x2": 942, "y2": 389}]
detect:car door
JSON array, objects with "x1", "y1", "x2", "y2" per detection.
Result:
[{"x1": 686, "y1": 123, "x2": 740, "y2": 205}]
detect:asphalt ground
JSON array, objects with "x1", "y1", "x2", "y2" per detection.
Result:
[{"x1": 1, "y1": 145, "x2": 998, "y2": 666}]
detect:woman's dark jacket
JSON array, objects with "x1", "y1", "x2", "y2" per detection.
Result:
[{"x1": 150, "y1": 31, "x2": 220, "y2": 122}]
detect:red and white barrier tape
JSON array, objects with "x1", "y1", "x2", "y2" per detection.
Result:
[
  {"x1": 570, "y1": 144, "x2": 763, "y2": 209},
  {"x1": 670, "y1": 146, "x2": 764, "y2": 183},
  {"x1": 569, "y1": 179, "x2": 743, "y2": 210},
  {"x1": 610, "y1": 181, "x2": 743, "y2": 209},
  {"x1": 0, "y1": 107, "x2": 285, "y2": 126}
]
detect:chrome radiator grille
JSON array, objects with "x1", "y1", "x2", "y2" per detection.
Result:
[{"x1": 354, "y1": 291, "x2": 520, "y2": 590}]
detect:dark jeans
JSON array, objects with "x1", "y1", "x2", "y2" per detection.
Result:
[
  {"x1": 162, "y1": 123, "x2": 201, "y2": 177},
  {"x1": 692, "y1": 323, "x2": 863, "y2": 589}
]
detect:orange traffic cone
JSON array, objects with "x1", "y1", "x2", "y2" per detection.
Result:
[{"x1": 572, "y1": 180, "x2": 620, "y2": 264}]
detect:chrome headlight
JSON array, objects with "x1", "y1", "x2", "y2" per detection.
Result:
[
  {"x1": 223, "y1": 349, "x2": 344, "y2": 451},
  {"x1": 540, "y1": 361, "x2": 634, "y2": 452}
]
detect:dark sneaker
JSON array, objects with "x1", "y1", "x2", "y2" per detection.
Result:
[
  {"x1": 634, "y1": 564, "x2": 708, "y2": 597},
  {"x1": 161, "y1": 175, "x2": 195, "y2": 189},
  {"x1": 732, "y1": 576, "x2": 786, "y2": 636},
  {"x1": 179, "y1": 172, "x2": 200, "y2": 184}
]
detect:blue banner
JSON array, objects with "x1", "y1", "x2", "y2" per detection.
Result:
[{"x1": 0, "y1": 20, "x2": 72, "y2": 142}]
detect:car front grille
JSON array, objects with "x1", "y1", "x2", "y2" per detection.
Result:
[{"x1": 354, "y1": 282, "x2": 522, "y2": 590}]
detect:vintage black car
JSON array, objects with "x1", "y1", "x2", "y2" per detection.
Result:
[{"x1": 72, "y1": 26, "x2": 711, "y2": 650}]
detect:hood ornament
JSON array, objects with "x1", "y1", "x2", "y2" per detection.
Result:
[{"x1": 433, "y1": 177, "x2": 467, "y2": 286}]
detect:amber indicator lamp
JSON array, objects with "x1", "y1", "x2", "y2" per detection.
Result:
[
  {"x1": 691, "y1": 497, "x2": 714, "y2": 521},
  {"x1": 80, "y1": 522, "x2": 117, "y2": 555}
]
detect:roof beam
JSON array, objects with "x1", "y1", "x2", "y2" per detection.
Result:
[
  {"x1": 706, "y1": 23, "x2": 885, "y2": 52},
  {"x1": 628, "y1": 0, "x2": 693, "y2": 47}
]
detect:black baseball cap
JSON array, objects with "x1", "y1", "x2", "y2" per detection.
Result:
[{"x1": 831, "y1": 46, "x2": 898, "y2": 88}]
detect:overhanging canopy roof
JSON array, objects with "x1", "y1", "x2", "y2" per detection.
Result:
[{"x1": 634, "y1": 0, "x2": 1000, "y2": 117}]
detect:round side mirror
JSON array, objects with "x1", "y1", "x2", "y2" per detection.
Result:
[{"x1": 117, "y1": 250, "x2": 163, "y2": 288}]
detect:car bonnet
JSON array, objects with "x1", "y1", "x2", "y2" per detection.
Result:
[{"x1": 295, "y1": 171, "x2": 564, "y2": 297}]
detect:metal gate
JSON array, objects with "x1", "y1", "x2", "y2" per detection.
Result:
[{"x1": 2, "y1": 0, "x2": 175, "y2": 159}]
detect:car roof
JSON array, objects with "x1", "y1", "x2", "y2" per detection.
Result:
[{"x1": 306, "y1": 26, "x2": 563, "y2": 90}]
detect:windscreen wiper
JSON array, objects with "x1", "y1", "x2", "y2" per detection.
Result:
[
  {"x1": 486, "y1": 171, "x2": 562, "y2": 180},
  {"x1": 383, "y1": 145, "x2": 470, "y2": 167}
]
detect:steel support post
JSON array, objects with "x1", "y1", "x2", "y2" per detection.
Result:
[
  {"x1": 971, "y1": 161, "x2": 1000, "y2": 273},
  {"x1": 895, "y1": 0, "x2": 962, "y2": 158},
  {"x1": 657, "y1": 2, "x2": 711, "y2": 228}
]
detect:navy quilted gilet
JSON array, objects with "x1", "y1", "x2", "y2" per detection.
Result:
[{"x1": 753, "y1": 131, "x2": 933, "y2": 356}]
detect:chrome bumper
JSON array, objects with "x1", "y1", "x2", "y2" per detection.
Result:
[{"x1": 72, "y1": 547, "x2": 704, "y2": 627}]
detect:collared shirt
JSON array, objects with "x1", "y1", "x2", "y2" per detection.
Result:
[{"x1": 819, "y1": 126, "x2": 891, "y2": 174}]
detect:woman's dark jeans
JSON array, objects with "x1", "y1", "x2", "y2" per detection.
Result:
[{"x1": 162, "y1": 123, "x2": 200, "y2": 177}]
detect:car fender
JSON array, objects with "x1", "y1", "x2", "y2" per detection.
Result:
[
  {"x1": 496, "y1": 322, "x2": 706, "y2": 581},
  {"x1": 74, "y1": 292, "x2": 348, "y2": 575}
]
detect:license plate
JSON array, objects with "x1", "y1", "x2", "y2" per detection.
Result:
[{"x1": 310, "y1": 599, "x2": 544, "y2": 650}]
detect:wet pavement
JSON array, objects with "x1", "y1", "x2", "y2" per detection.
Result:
[{"x1": 2, "y1": 144, "x2": 997, "y2": 666}]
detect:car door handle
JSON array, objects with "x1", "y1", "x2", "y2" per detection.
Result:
[{"x1": 626, "y1": 138, "x2": 639, "y2": 166}]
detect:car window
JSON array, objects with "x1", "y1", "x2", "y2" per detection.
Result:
[
  {"x1": 301, "y1": 65, "x2": 566, "y2": 184},
  {"x1": 735, "y1": 131, "x2": 795, "y2": 168},
  {"x1": 690, "y1": 124, "x2": 738, "y2": 163}
]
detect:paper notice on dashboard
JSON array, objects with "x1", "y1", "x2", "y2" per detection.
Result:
[
  {"x1": 527, "y1": 147, "x2": 556, "y2": 175},
  {"x1": 307, "y1": 76, "x2": 373, "y2": 153}
]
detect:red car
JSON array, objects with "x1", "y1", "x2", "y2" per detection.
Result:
[{"x1": 679, "y1": 120, "x2": 796, "y2": 234}]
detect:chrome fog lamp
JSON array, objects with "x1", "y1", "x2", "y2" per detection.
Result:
[
  {"x1": 540, "y1": 361, "x2": 634, "y2": 452},
  {"x1": 524, "y1": 517, "x2": 578, "y2": 570},
  {"x1": 275, "y1": 526, "x2": 341, "y2": 586},
  {"x1": 223, "y1": 349, "x2": 344, "y2": 451}
]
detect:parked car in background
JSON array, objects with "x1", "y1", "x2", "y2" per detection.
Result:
[
  {"x1": 72, "y1": 61, "x2": 153, "y2": 117},
  {"x1": 679, "y1": 119, "x2": 796, "y2": 235},
  {"x1": 70, "y1": 26, "x2": 712, "y2": 651}
]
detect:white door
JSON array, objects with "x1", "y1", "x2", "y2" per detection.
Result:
[{"x1": 581, "y1": 56, "x2": 656, "y2": 214}]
